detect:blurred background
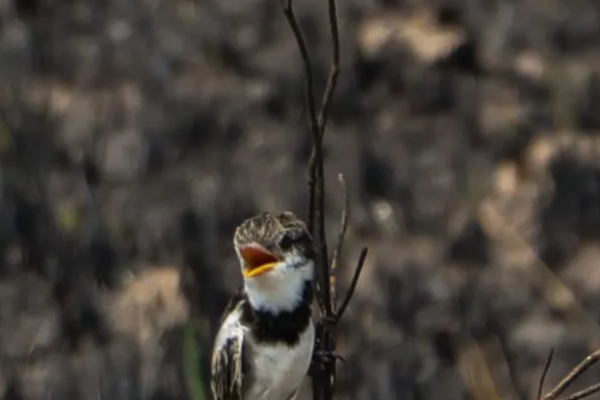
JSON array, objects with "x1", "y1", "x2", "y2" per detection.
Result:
[{"x1": 2, "y1": 0, "x2": 600, "y2": 399}]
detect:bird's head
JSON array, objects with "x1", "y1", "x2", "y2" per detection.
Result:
[{"x1": 233, "y1": 211, "x2": 315, "y2": 312}]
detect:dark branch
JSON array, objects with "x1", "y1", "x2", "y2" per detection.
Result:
[
  {"x1": 317, "y1": 0, "x2": 340, "y2": 133},
  {"x1": 559, "y1": 383, "x2": 600, "y2": 400},
  {"x1": 330, "y1": 173, "x2": 349, "y2": 308},
  {"x1": 278, "y1": 0, "x2": 320, "y2": 231},
  {"x1": 278, "y1": 0, "x2": 367, "y2": 399},
  {"x1": 307, "y1": 0, "x2": 341, "y2": 165},
  {"x1": 335, "y1": 247, "x2": 368, "y2": 323},
  {"x1": 309, "y1": 0, "x2": 342, "y2": 313},
  {"x1": 542, "y1": 349, "x2": 600, "y2": 400},
  {"x1": 538, "y1": 349, "x2": 554, "y2": 400},
  {"x1": 277, "y1": 0, "x2": 327, "y2": 316}
]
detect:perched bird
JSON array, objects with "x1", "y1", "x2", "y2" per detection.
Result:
[{"x1": 211, "y1": 211, "x2": 316, "y2": 400}]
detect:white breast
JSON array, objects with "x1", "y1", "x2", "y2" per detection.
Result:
[{"x1": 246, "y1": 321, "x2": 315, "y2": 400}]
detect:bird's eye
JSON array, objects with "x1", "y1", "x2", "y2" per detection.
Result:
[
  {"x1": 278, "y1": 232, "x2": 295, "y2": 250},
  {"x1": 279, "y1": 230, "x2": 311, "y2": 251}
]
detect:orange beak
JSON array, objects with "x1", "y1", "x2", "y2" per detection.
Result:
[{"x1": 240, "y1": 246, "x2": 280, "y2": 278}]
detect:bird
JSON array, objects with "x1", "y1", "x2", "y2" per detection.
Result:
[{"x1": 211, "y1": 211, "x2": 316, "y2": 400}]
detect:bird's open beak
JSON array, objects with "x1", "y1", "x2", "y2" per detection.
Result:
[{"x1": 240, "y1": 246, "x2": 280, "y2": 278}]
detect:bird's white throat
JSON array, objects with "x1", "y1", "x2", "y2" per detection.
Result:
[{"x1": 244, "y1": 258, "x2": 314, "y2": 313}]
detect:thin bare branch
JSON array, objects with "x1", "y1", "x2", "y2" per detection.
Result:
[
  {"x1": 317, "y1": 0, "x2": 340, "y2": 133},
  {"x1": 278, "y1": 0, "x2": 320, "y2": 233},
  {"x1": 335, "y1": 247, "x2": 368, "y2": 323},
  {"x1": 315, "y1": 147, "x2": 329, "y2": 317},
  {"x1": 278, "y1": 0, "x2": 327, "y2": 316},
  {"x1": 307, "y1": 0, "x2": 341, "y2": 193},
  {"x1": 330, "y1": 173, "x2": 349, "y2": 309},
  {"x1": 543, "y1": 349, "x2": 600, "y2": 400},
  {"x1": 309, "y1": 0, "x2": 342, "y2": 305},
  {"x1": 538, "y1": 349, "x2": 555, "y2": 400},
  {"x1": 278, "y1": 0, "x2": 366, "y2": 399},
  {"x1": 558, "y1": 382, "x2": 600, "y2": 400}
]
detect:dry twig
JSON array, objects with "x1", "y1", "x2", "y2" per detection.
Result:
[
  {"x1": 538, "y1": 349, "x2": 555, "y2": 400},
  {"x1": 539, "y1": 349, "x2": 600, "y2": 400},
  {"x1": 277, "y1": 0, "x2": 367, "y2": 399}
]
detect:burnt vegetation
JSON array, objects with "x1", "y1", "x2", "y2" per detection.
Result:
[
  {"x1": 285, "y1": 0, "x2": 600, "y2": 399},
  {"x1": 4, "y1": 0, "x2": 600, "y2": 399}
]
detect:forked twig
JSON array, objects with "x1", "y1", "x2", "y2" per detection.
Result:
[
  {"x1": 277, "y1": 0, "x2": 367, "y2": 399},
  {"x1": 317, "y1": 0, "x2": 340, "y2": 133},
  {"x1": 279, "y1": 0, "x2": 330, "y2": 317},
  {"x1": 540, "y1": 349, "x2": 600, "y2": 400},
  {"x1": 277, "y1": 0, "x2": 320, "y2": 230},
  {"x1": 307, "y1": 0, "x2": 341, "y2": 238},
  {"x1": 312, "y1": 0, "x2": 341, "y2": 286}
]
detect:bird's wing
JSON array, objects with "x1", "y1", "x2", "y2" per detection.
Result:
[
  {"x1": 219, "y1": 286, "x2": 245, "y2": 324},
  {"x1": 211, "y1": 301, "x2": 246, "y2": 400}
]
